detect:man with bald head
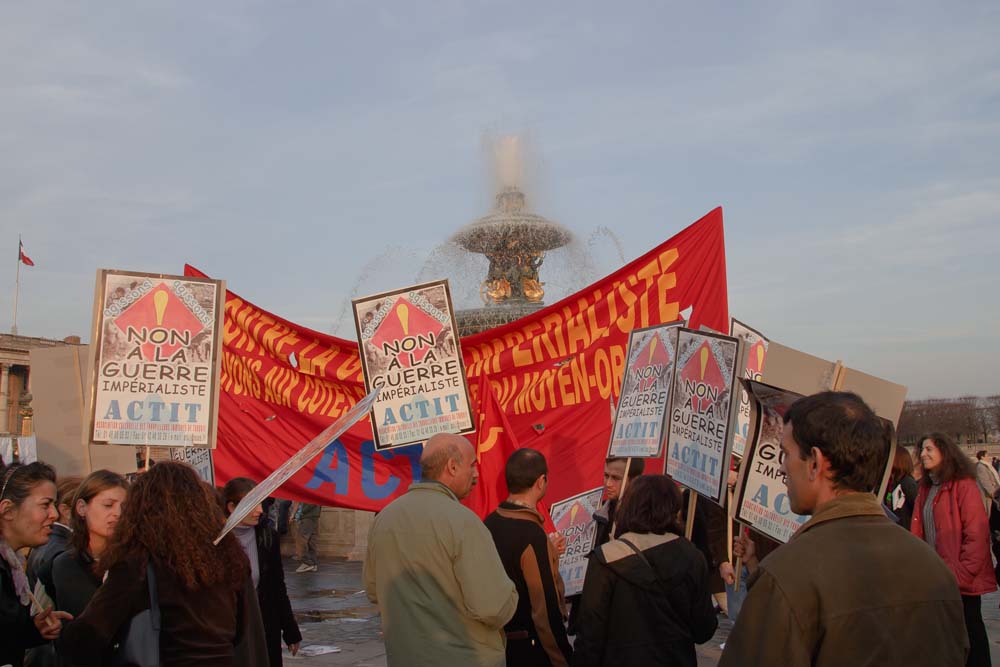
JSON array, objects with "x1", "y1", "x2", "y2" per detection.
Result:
[{"x1": 364, "y1": 433, "x2": 518, "y2": 667}]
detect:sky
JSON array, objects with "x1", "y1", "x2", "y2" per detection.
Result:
[{"x1": 1, "y1": 2, "x2": 998, "y2": 399}]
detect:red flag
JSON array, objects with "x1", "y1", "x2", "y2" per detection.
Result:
[
  {"x1": 463, "y1": 375, "x2": 556, "y2": 532},
  {"x1": 18, "y1": 240, "x2": 34, "y2": 267},
  {"x1": 463, "y1": 374, "x2": 518, "y2": 519}
]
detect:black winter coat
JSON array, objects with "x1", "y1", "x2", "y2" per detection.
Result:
[
  {"x1": 2, "y1": 555, "x2": 47, "y2": 667},
  {"x1": 253, "y1": 524, "x2": 301, "y2": 667},
  {"x1": 573, "y1": 532, "x2": 717, "y2": 667},
  {"x1": 27, "y1": 523, "x2": 72, "y2": 598}
]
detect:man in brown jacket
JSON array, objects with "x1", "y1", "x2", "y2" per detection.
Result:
[{"x1": 720, "y1": 392, "x2": 967, "y2": 666}]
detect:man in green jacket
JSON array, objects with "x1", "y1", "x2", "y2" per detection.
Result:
[
  {"x1": 720, "y1": 392, "x2": 967, "y2": 666},
  {"x1": 364, "y1": 433, "x2": 518, "y2": 667}
]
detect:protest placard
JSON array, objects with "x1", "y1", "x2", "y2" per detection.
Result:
[
  {"x1": 353, "y1": 280, "x2": 473, "y2": 450},
  {"x1": 762, "y1": 342, "x2": 907, "y2": 426},
  {"x1": 170, "y1": 447, "x2": 215, "y2": 484},
  {"x1": 732, "y1": 380, "x2": 809, "y2": 543},
  {"x1": 86, "y1": 270, "x2": 225, "y2": 448},
  {"x1": 730, "y1": 319, "x2": 769, "y2": 458},
  {"x1": 550, "y1": 487, "x2": 604, "y2": 596},
  {"x1": 607, "y1": 322, "x2": 683, "y2": 458},
  {"x1": 665, "y1": 328, "x2": 741, "y2": 504}
]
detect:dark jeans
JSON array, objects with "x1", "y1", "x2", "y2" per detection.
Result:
[{"x1": 962, "y1": 594, "x2": 991, "y2": 667}]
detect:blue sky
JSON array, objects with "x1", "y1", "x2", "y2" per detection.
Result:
[{"x1": 2, "y1": 2, "x2": 998, "y2": 399}]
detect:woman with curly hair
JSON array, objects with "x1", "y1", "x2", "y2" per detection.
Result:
[
  {"x1": 222, "y1": 477, "x2": 302, "y2": 666},
  {"x1": 1, "y1": 462, "x2": 73, "y2": 666},
  {"x1": 59, "y1": 461, "x2": 255, "y2": 666},
  {"x1": 912, "y1": 433, "x2": 996, "y2": 667}
]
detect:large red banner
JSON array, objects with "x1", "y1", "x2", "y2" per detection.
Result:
[{"x1": 186, "y1": 207, "x2": 728, "y2": 515}]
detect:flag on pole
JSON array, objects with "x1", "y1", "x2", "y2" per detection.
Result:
[{"x1": 18, "y1": 240, "x2": 34, "y2": 267}]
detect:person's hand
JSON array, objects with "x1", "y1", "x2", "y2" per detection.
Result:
[
  {"x1": 288, "y1": 642, "x2": 300, "y2": 656},
  {"x1": 34, "y1": 608, "x2": 73, "y2": 640},
  {"x1": 549, "y1": 532, "x2": 567, "y2": 556},
  {"x1": 733, "y1": 532, "x2": 756, "y2": 563},
  {"x1": 719, "y1": 561, "x2": 736, "y2": 585},
  {"x1": 727, "y1": 469, "x2": 738, "y2": 489}
]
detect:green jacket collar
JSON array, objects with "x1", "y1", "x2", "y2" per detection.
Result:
[
  {"x1": 408, "y1": 480, "x2": 459, "y2": 502},
  {"x1": 792, "y1": 492, "x2": 885, "y2": 541}
]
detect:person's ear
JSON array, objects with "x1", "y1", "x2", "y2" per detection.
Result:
[
  {"x1": 0, "y1": 498, "x2": 13, "y2": 518},
  {"x1": 76, "y1": 497, "x2": 88, "y2": 518},
  {"x1": 809, "y1": 447, "x2": 829, "y2": 482}
]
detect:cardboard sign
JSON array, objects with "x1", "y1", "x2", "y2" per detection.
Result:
[
  {"x1": 550, "y1": 487, "x2": 604, "y2": 596},
  {"x1": 353, "y1": 280, "x2": 473, "y2": 449},
  {"x1": 170, "y1": 447, "x2": 215, "y2": 484},
  {"x1": 665, "y1": 328, "x2": 742, "y2": 504},
  {"x1": 730, "y1": 319, "x2": 769, "y2": 458},
  {"x1": 762, "y1": 342, "x2": 907, "y2": 426},
  {"x1": 86, "y1": 270, "x2": 225, "y2": 448},
  {"x1": 607, "y1": 322, "x2": 683, "y2": 458},
  {"x1": 732, "y1": 380, "x2": 809, "y2": 543}
]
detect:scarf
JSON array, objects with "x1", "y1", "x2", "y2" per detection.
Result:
[{"x1": 0, "y1": 538, "x2": 30, "y2": 605}]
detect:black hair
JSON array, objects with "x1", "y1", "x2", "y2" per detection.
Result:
[
  {"x1": 221, "y1": 477, "x2": 257, "y2": 516},
  {"x1": 0, "y1": 461, "x2": 57, "y2": 507},
  {"x1": 505, "y1": 449, "x2": 547, "y2": 494},
  {"x1": 605, "y1": 457, "x2": 645, "y2": 478},
  {"x1": 614, "y1": 475, "x2": 683, "y2": 537},
  {"x1": 783, "y1": 391, "x2": 886, "y2": 493}
]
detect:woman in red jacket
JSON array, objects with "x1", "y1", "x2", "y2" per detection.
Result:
[{"x1": 912, "y1": 432, "x2": 995, "y2": 667}]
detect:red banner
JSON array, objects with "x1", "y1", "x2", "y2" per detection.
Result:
[{"x1": 186, "y1": 207, "x2": 728, "y2": 513}]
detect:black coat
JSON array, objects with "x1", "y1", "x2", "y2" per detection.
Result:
[
  {"x1": 253, "y1": 524, "x2": 301, "y2": 667},
  {"x1": 1, "y1": 554, "x2": 47, "y2": 667},
  {"x1": 52, "y1": 549, "x2": 102, "y2": 618},
  {"x1": 573, "y1": 533, "x2": 717, "y2": 667},
  {"x1": 27, "y1": 523, "x2": 72, "y2": 598}
]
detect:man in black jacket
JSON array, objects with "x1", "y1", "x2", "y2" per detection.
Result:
[{"x1": 485, "y1": 449, "x2": 572, "y2": 667}]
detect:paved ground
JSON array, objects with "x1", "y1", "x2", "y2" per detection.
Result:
[{"x1": 283, "y1": 557, "x2": 1000, "y2": 666}]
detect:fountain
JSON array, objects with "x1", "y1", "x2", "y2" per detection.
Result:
[{"x1": 452, "y1": 136, "x2": 573, "y2": 335}]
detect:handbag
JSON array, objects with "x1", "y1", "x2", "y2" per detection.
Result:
[{"x1": 112, "y1": 562, "x2": 161, "y2": 667}]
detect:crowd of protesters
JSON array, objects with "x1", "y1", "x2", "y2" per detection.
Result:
[{"x1": 3, "y1": 389, "x2": 1000, "y2": 666}]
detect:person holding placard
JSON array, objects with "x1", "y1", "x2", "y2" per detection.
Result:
[
  {"x1": 573, "y1": 474, "x2": 717, "y2": 667},
  {"x1": 222, "y1": 477, "x2": 302, "y2": 667},
  {"x1": 913, "y1": 434, "x2": 995, "y2": 667},
  {"x1": 720, "y1": 393, "x2": 967, "y2": 667},
  {"x1": 592, "y1": 457, "x2": 645, "y2": 548}
]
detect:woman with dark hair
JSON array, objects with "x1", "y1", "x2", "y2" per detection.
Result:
[
  {"x1": 885, "y1": 446, "x2": 918, "y2": 530},
  {"x1": 59, "y1": 461, "x2": 255, "y2": 666},
  {"x1": 573, "y1": 475, "x2": 717, "y2": 667},
  {"x1": 912, "y1": 433, "x2": 995, "y2": 667},
  {"x1": 51, "y1": 470, "x2": 128, "y2": 627},
  {"x1": 221, "y1": 477, "x2": 301, "y2": 666},
  {"x1": 0, "y1": 462, "x2": 72, "y2": 666}
]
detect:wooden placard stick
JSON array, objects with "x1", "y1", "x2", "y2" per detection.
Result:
[
  {"x1": 610, "y1": 457, "x2": 633, "y2": 538},
  {"x1": 144, "y1": 445, "x2": 151, "y2": 471},
  {"x1": 684, "y1": 489, "x2": 697, "y2": 540},
  {"x1": 726, "y1": 488, "x2": 734, "y2": 563},
  {"x1": 734, "y1": 525, "x2": 746, "y2": 592},
  {"x1": 830, "y1": 360, "x2": 845, "y2": 391}
]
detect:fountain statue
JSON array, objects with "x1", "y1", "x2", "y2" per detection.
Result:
[{"x1": 452, "y1": 136, "x2": 572, "y2": 335}]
